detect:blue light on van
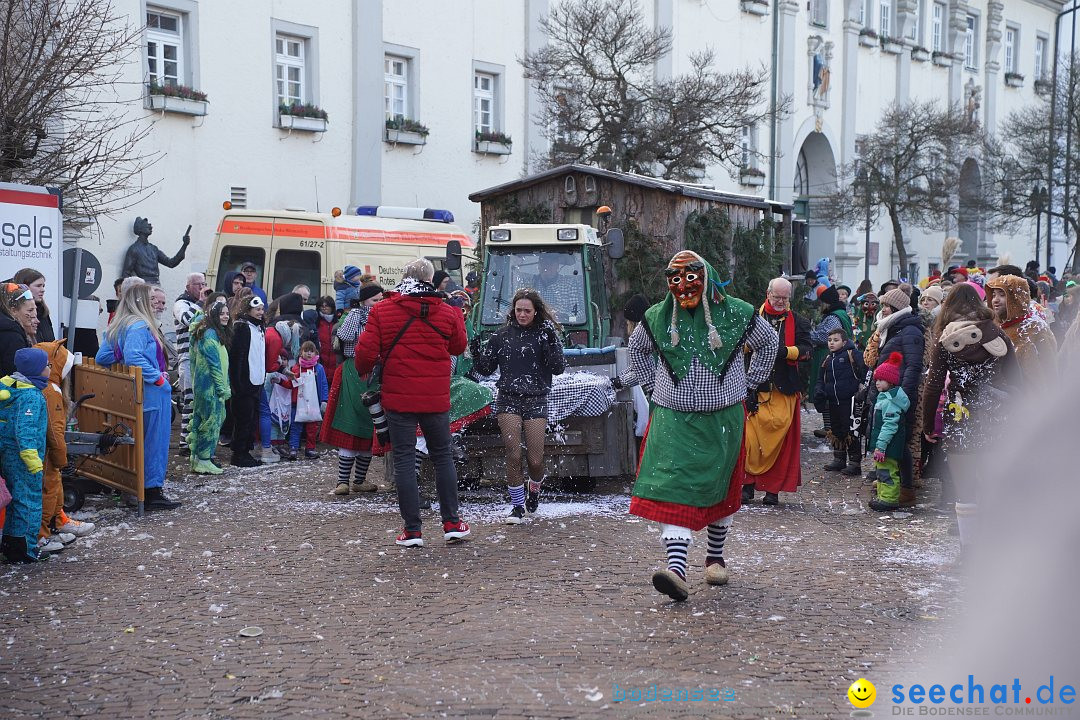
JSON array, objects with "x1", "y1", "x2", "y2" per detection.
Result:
[
  {"x1": 423, "y1": 209, "x2": 455, "y2": 223},
  {"x1": 355, "y1": 206, "x2": 378, "y2": 216}
]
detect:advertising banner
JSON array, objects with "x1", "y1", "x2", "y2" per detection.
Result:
[{"x1": 0, "y1": 182, "x2": 63, "y2": 338}]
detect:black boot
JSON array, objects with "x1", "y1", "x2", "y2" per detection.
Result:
[
  {"x1": 842, "y1": 443, "x2": 863, "y2": 476},
  {"x1": 145, "y1": 487, "x2": 182, "y2": 511},
  {"x1": 762, "y1": 492, "x2": 779, "y2": 506},
  {"x1": 824, "y1": 450, "x2": 846, "y2": 472},
  {"x1": 741, "y1": 484, "x2": 755, "y2": 504},
  {"x1": 1, "y1": 535, "x2": 41, "y2": 563},
  {"x1": 231, "y1": 451, "x2": 261, "y2": 468}
]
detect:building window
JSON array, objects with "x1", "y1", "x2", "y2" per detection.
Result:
[
  {"x1": 810, "y1": 0, "x2": 827, "y2": 28},
  {"x1": 880, "y1": 0, "x2": 892, "y2": 38},
  {"x1": 275, "y1": 34, "x2": 305, "y2": 105},
  {"x1": 474, "y1": 72, "x2": 494, "y2": 134},
  {"x1": 908, "y1": 0, "x2": 921, "y2": 41},
  {"x1": 1004, "y1": 26, "x2": 1018, "y2": 74},
  {"x1": 1035, "y1": 36, "x2": 1048, "y2": 80},
  {"x1": 385, "y1": 56, "x2": 408, "y2": 120},
  {"x1": 146, "y1": 9, "x2": 183, "y2": 87},
  {"x1": 741, "y1": 125, "x2": 758, "y2": 168},
  {"x1": 964, "y1": 15, "x2": 978, "y2": 70},
  {"x1": 932, "y1": 3, "x2": 945, "y2": 52}
]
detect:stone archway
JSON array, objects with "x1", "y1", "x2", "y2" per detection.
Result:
[
  {"x1": 958, "y1": 158, "x2": 983, "y2": 264},
  {"x1": 793, "y1": 132, "x2": 838, "y2": 268}
]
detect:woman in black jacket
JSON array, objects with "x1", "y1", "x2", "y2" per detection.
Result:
[
  {"x1": 13, "y1": 269, "x2": 54, "y2": 343},
  {"x1": 0, "y1": 283, "x2": 35, "y2": 376},
  {"x1": 472, "y1": 288, "x2": 566, "y2": 524},
  {"x1": 227, "y1": 295, "x2": 266, "y2": 467},
  {"x1": 866, "y1": 287, "x2": 925, "y2": 500}
]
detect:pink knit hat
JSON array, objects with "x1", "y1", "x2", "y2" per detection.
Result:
[
  {"x1": 965, "y1": 280, "x2": 986, "y2": 301},
  {"x1": 873, "y1": 351, "x2": 903, "y2": 386}
]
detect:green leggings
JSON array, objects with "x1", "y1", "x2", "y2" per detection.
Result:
[{"x1": 874, "y1": 458, "x2": 900, "y2": 504}]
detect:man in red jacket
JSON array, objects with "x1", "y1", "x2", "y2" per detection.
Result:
[{"x1": 355, "y1": 258, "x2": 471, "y2": 547}]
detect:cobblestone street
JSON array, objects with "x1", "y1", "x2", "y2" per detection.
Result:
[{"x1": 0, "y1": 412, "x2": 962, "y2": 719}]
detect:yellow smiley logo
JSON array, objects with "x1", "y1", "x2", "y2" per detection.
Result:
[{"x1": 847, "y1": 678, "x2": 876, "y2": 708}]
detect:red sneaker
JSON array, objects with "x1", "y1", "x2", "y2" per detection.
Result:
[
  {"x1": 395, "y1": 529, "x2": 423, "y2": 547},
  {"x1": 443, "y1": 520, "x2": 471, "y2": 543}
]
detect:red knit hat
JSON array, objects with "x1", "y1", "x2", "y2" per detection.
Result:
[
  {"x1": 873, "y1": 351, "x2": 903, "y2": 386},
  {"x1": 952, "y1": 267, "x2": 969, "y2": 279}
]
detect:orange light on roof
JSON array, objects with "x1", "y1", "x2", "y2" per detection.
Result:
[
  {"x1": 223, "y1": 201, "x2": 232, "y2": 210},
  {"x1": 596, "y1": 205, "x2": 612, "y2": 215},
  {"x1": 331, "y1": 207, "x2": 342, "y2": 217}
]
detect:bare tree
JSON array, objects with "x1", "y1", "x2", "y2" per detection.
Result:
[
  {"x1": 986, "y1": 58, "x2": 1080, "y2": 273},
  {"x1": 818, "y1": 101, "x2": 986, "y2": 272},
  {"x1": 522, "y1": 0, "x2": 780, "y2": 181},
  {"x1": 0, "y1": 0, "x2": 157, "y2": 221}
]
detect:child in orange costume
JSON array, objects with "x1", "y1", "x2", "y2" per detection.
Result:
[{"x1": 34, "y1": 340, "x2": 94, "y2": 542}]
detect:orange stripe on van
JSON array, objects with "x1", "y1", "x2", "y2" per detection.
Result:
[
  {"x1": 327, "y1": 228, "x2": 474, "y2": 248},
  {"x1": 218, "y1": 220, "x2": 274, "y2": 236},
  {"x1": 272, "y1": 222, "x2": 328, "y2": 239}
]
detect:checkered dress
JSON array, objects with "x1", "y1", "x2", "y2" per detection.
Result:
[{"x1": 627, "y1": 315, "x2": 778, "y2": 412}]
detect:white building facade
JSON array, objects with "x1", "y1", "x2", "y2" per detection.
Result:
[{"x1": 83, "y1": 0, "x2": 1065, "y2": 304}]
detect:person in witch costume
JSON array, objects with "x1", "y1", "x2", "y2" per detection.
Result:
[
  {"x1": 628, "y1": 251, "x2": 778, "y2": 602},
  {"x1": 743, "y1": 277, "x2": 813, "y2": 504}
]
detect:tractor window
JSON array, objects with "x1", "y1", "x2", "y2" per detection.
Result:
[
  {"x1": 481, "y1": 249, "x2": 586, "y2": 325},
  {"x1": 271, "y1": 249, "x2": 320, "y2": 302},
  {"x1": 216, "y1": 246, "x2": 265, "y2": 292}
]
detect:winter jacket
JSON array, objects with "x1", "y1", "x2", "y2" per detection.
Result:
[
  {"x1": 335, "y1": 279, "x2": 360, "y2": 311},
  {"x1": 173, "y1": 291, "x2": 201, "y2": 363},
  {"x1": 96, "y1": 321, "x2": 170, "y2": 388},
  {"x1": 870, "y1": 386, "x2": 910, "y2": 460},
  {"x1": 986, "y1": 274, "x2": 1058, "y2": 390},
  {"x1": 354, "y1": 291, "x2": 468, "y2": 413},
  {"x1": 867, "y1": 307, "x2": 925, "y2": 414},
  {"x1": 471, "y1": 320, "x2": 567, "y2": 398},
  {"x1": 814, "y1": 340, "x2": 867, "y2": 406},
  {"x1": 35, "y1": 340, "x2": 72, "y2": 477},
  {"x1": 0, "y1": 375, "x2": 47, "y2": 476},
  {"x1": 758, "y1": 308, "x2": 811, "y2": 395},
  {"x1": 0, "y1": 313, "x2": 30, "y2": 377},
  {"x1": 920, "y1": 317, "x2": 1018, "y2": 453},
  {"x1": 229, "y1": 317, "x2": 266, "y2": 390}
]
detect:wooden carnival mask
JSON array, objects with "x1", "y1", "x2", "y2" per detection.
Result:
[{"x1": 665, "y1": 251, "x2": 706, "y2": 309}]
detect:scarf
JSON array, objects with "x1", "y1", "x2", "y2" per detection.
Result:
[
  {"x1": 760, "y1": 301, "x2": 796, "y2": 365},
  {"x1": 394, "y1": 277, "x2": 436, "y2": 296},
  {"x1": 275, "y1": 320, "x2": 300, "y2": 360},
  {"x1": 875, "y1": 305, "x2": 911, "y2": 348},
  {"x1": 320, "y1": 312, "x2": 334, "y2": 323},
  {"x1": 1000, "y1": 312, "x2": 1032, "y2": 330},
  {"x1": 11, "y1": 371, "x2": 47, "y2": 390},
  {"x1": 642, "y1": 254, "x2": 755, "y2": 380},
  {"x1": 299, "y1": 355, "x2": 318, "y2": 370}
]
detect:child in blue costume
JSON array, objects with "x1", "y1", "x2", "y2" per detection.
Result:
[
  {"x1": 95, "y1": 284, "x2": 181, "y2": 511},
  {"x1": 0, "y1": 348, "x2": 50, "y2": 562}
]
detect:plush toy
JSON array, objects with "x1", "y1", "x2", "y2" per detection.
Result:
[{"x1": 939, "y1": 320, "x2": 1008, "y2": 358}]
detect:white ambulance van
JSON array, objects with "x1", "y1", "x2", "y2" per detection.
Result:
[{"x1": 205, "y1": 206, "x2": 474, "y2": 302}]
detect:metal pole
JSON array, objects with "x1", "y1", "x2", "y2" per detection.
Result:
[
  {"x1": 1036, "y1": 205, "x2": 1043, "y2": 265},
  {"x1": 864, "y1": 168, "x2": 871, "y2": 282},
  {"x1": 1049, "y1": 2, "x2": 1080, "y2": 274},
  {"x1": 1063, "y1": 6, "x2": 1078, "y2": 272}
]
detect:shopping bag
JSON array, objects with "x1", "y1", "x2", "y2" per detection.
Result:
[
  {"x1": 269, "y1": 382, "x2": 294, "y2": 437},
  {"x1": 294, "y1": 370, "x2": 323, "y2": 423}
]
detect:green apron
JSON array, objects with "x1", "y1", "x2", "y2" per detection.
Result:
[
  {"x1": 632, "y1": 403, "x2": 744, "y2": 507},
  {"x1": 331, "y1": 361, "x2": 373, "y2": 439}
]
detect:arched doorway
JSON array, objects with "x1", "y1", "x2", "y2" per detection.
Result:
[
  {"x1": 958, "y1": 158, "x2": 983, "y2": 264},
  {"x1": 794, "y1": 132, "x2": 838, "y2": 269}
]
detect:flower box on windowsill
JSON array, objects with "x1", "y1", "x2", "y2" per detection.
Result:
[
  {"x1": 932, "y1": 51, "x2": 953, "y2": 67},
  {"x1": 385, "y1": 128, "x2": 427, "y2": 146},
  {"x1": 279, "y1": 113, "x2": 327, "y2": 132},
  {"x1": 1034, "y1": 78, "x2": 1053, "y2": 96},
  {"x1": 912, "y1": 47, "x2": 930, "y2": 62},
  {"x1": 739, "y1": 169, "x2": 766, "y2": 187},
  {"x1": 881, "y1": 37, "x2": 903, "y2": 54},
  {"x1": 1005, "y1": 72, "x2": 1025, "y2": 88},
  {"x1": 148, "y1": 94, "x2": 208, "y2": 116},
  {"x1": 859, "y1": 30, "x2": 879, "y2": 48},
  {"x1": 739, "y1": 0, "x2": 769, "y2": 16},
  {"x1": 474, "y1": 140, "x2": 512, "y2": 155}
]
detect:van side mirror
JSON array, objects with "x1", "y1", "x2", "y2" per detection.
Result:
[
  {"x1": 605, "y1": 228, "x2": 624, "y2": 260},
  {"x1": 445, "y1": 240, "x2": 462, "y2": 271}
]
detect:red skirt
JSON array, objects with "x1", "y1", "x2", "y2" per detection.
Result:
[
  {"x1": 744, "y1": 404, "x2": 801, "y2": 494},
  {"x1": 320, "y1": 364, "x2": 372, "y2": 453},
  {"x1": 628, "y1": 422, "x2": 746, "y2": 531}
]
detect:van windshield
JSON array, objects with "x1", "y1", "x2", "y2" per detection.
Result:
[{"x1": 480, "y1": 248, "x2": 586, "y2": 325}]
